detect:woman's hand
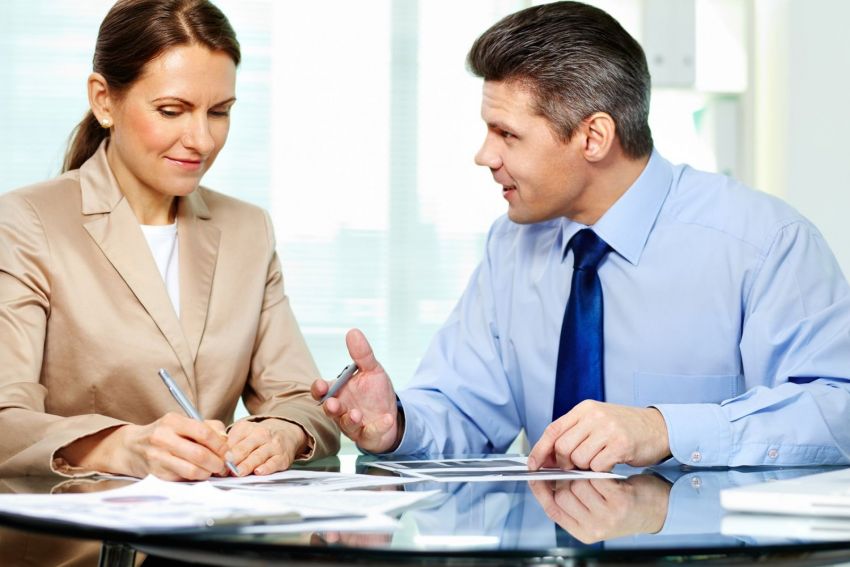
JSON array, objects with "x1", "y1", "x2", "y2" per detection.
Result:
[
  {"x1": 226, "y1": 419, "x2": 308, "y2": 476},
  {"x1": 58, "y1": 412, "x2": 233, "y2": 481}
]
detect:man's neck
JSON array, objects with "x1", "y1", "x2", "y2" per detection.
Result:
[{"x1": 573, "y1": 150, "x2": 651, "y2": 226}]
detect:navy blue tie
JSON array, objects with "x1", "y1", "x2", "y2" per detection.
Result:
[{"x1": 553, "y1": 229, "x2": 611, "y2": 421}]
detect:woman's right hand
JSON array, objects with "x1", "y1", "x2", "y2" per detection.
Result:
[{"x1": 58, "y1": 413, "x2": 233, "y2": 481}]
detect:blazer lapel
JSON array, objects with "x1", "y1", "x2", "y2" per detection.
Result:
[
  {"x1": 79, "y1": 144, "x2": 198, "y2": 393},
  {"x1": 177, "y1": 190, "x2": 220, "y2": 362}
]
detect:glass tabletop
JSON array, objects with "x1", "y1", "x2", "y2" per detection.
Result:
[{"x1": 1, "y1": 456, "x2": 849, "y2": 566}]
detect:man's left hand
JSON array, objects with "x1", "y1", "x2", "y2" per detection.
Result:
[{"x1": 527, "y1": 401, "x2": 670, "y2": 472}]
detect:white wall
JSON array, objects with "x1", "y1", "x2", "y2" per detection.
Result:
[{"x1": 754, "y1": 0, "x2": 850, "y2": 276}]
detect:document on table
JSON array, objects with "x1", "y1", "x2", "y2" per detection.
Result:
[
  {"x1": 368, "y1": 456, "x2": 623, "y2": 482},
  {"x1": 208, "y1": 469, "x2": 421, "y2": 491},
  {"x1": 722, "y1": 513, "x2": 850, "y2": 542},
  {"x1": 0, "y1": 475, "x2": 437, "y2": 534}
]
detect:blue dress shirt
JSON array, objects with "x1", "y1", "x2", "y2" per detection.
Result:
[{"x1": 394, "y1": 151, "x2": 850, "y2": 467}]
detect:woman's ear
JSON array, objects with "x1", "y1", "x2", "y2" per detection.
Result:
[
  {"x1": 87, "y1": 72, "x2": 114, "y2": 128},
  {"x1": 582, "y1": 112, "x2": 616, "y2": 162}
]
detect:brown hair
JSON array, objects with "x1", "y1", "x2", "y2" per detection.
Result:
[
  {"x1": 467, "y1": 1, "x2": 653, "y2": 159},
  {"x1": 63, "y1": 0, "x2": 241, "y2": 172}
]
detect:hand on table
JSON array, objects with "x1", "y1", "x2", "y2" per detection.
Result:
[
  {"x1": 529, "y1": 474, "x2": 671, "y2": 543},
  {"x1": 226, "y1": 419, "x2": 308, "y2": 476},
  {"x1": 58, "y1": 412, "x2": 233, "y2": 481},
  {"x1": 311, "y1": 328, "x2": 402, "y2": 453},
  {"x1": 528, "y1": 400, "x2": 670, "y2": 472}
]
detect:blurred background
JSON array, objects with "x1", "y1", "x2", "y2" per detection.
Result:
[{"x1": 2, "y1": 0, "x2": 848, "y2": 406}]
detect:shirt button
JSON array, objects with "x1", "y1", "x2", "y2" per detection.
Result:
[
  {"x1": 690, "y1": 476, "x2": 702, "y2": 489},
  {"x1": 768, "y1": 449, "x2": 779, "y2": 459},
  {"x1": 690, "y1": 451, "x2": 702, "y2": 463}
]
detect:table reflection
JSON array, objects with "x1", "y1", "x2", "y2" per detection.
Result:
[
  {"x1": 349, "y1": 458, "x2": 839, "y2": 553},
  {"x1": 0, "y1": 459, "x2": 842, "y2": 566},
  {"x1": 0, "y1": 476, "x2": 141, "y2": 567}
]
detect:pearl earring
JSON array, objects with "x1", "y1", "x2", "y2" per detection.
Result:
[{"x1": 101, "y1": 118, "x2": 112, "y2": 128}]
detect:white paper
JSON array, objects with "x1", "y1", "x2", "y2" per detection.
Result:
[
  {"x1": 209, "y1": 469, "x2": 420, "y2": 492},
  {"x1": 0, "y1": 476, "x2": 306, "y2": 532},
  {"x1": 0, "y1": 474, "x2": 440, "y2": 535},
  {"x1": 722, "y1": 513, "x2": 850, "y2": 542},
  {"x1": 369, "y1": 456, "x2": 532, "y2": 472},
  {"x1": 369, "y1": 457, "x2": 623, "y2": 482},
  {"x1": 256, "y1": 489, "x2": 441, "y2": 516}
]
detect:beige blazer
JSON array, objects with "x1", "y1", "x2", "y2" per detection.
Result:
[{"x1": 0, "y1": 144, "x2": 339, "y2": 476}]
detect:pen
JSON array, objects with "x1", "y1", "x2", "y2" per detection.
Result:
[
  {"x1": 158, "y1": 368, "x2": 240, "y2": 477},
  {"x1": 204, "y1": 512, "x2": 365, "y2": 528},
  {"x1": 317, "y1": 362, "x2": 359, "y2": 405},
  {"x1": 203, "y1": 510, "x2": 302, "y2": 528}
]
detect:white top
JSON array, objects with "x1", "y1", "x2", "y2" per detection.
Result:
[{"x1": 140, "y1": 223, "x2": 180, "y2": 315}]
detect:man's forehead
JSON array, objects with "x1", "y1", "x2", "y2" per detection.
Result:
[
  {"x1": 482, "y1": 80, "x2": 534, "y2": 107},
  {"x1": 480, "y1": 80, "x2": 543, "y2": 123}
]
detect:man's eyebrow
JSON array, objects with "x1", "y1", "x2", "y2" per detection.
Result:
[{"x1": 487, "y1": 120, "x2": 516, "y2": 132}]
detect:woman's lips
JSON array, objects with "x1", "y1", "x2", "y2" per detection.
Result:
[{"x1": 165, "y1": 157, "x2": 203, "y2": 171}]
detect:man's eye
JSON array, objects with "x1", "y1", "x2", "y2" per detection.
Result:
[{"x1": 501, "y1": 130, "x2": 515, "y2": 139}]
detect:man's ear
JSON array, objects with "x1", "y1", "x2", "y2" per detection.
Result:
[
  {"x1": 87, "y1": 72, "x2": 114, "y2": 127},
  {"x1": 582, "y1": 112, "x2": 616, "y2": 162}
]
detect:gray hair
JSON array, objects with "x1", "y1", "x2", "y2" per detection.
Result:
[{"x1": 467, "y1": 1, "x2": 653, "y2": 158}]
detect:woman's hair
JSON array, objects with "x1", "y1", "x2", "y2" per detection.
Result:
[{"x1": 63, "y1": 0, "x2": 240, "y2": 172}]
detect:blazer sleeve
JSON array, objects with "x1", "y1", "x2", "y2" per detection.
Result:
[
  {"x1": 0, "y1": 193, "x2": 127, "y2": 476},
  {"x1": 238, "y1": 211, "x2": 339, "y2": 460}
]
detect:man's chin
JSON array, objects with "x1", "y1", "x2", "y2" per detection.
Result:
[{"x1": 507, "y1": 208, "x2": 546, "y2": 225}]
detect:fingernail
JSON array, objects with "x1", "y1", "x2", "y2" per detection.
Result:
[
  {"x1": 528, "y1": 457, "x2": 537, "y2": 470},
  {"x1": 226, "y1": 452, "x2": 235, "y2": 462}
]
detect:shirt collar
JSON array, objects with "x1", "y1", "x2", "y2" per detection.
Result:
[{"x1": 559, "y1": 149, "x2": 673, "y2": 266}]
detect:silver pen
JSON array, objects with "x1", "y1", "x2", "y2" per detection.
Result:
[
  {"x1": 158, "y1": 368, "x2": 240, "y2": 476},
  {"x1": 317, "y1": 362, "x2": 359, "y2": 405}
]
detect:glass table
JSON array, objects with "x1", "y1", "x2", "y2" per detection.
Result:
[{"x1": 1, "y1": 456, "x2": 848, "y2": 566}]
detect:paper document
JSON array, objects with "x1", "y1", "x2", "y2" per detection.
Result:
[
  {"x1": 209, "y1": 469, "x2": 420, "y2": 492},
  {"x1": 0, "y1": 475, "x2": 315, "y2": 533},
  {"x1": 0, "y1": 474, "x2": 440, "y2": 535},
  {"x1": 722, "y1": 513, "x2": 850, "y2": 542},
  {"x1": 368, "y1": 457, "x2": 623, "y2": 482}
]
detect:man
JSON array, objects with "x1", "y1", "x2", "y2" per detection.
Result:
[{"x1": 312, "y1": 1, "x2": 850, "y2": 470}]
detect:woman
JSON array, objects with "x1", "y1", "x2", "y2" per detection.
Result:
[{"x1": 0, "y1": 0, "x2": 338, "y2": 480}]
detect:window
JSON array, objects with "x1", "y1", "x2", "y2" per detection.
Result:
[{"x1": 0, "y1": 0, "x2": 749, "y2": 400}]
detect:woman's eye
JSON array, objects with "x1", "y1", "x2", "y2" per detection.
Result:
[
  {"x1": 158, "y1": 108, "x2": 181, "y2": 118},
  {"x1": 209, "y1": 109, "x2": 231, "y2": 118}
]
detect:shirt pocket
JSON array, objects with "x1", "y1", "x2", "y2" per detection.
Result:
[{"x1": 633, "y1": 372, "x2": 743, "y2": 406}]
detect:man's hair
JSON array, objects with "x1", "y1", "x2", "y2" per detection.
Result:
[{"x1": 467, "y1": 1, "x2": 653, "y2": 158}]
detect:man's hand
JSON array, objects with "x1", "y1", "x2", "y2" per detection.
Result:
[
  {"x1": 528, "y1": 400, "x2": 670, "y2": 471},
  {"x1": 529, "y1": 474, "x2": 671, "y2": 543},
  {"x1": 226, "y1": 419, "x2": 308, "y2": 476},
  {"x1": 310, "y1": 328, "x2": 402, "y2": 453}
]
